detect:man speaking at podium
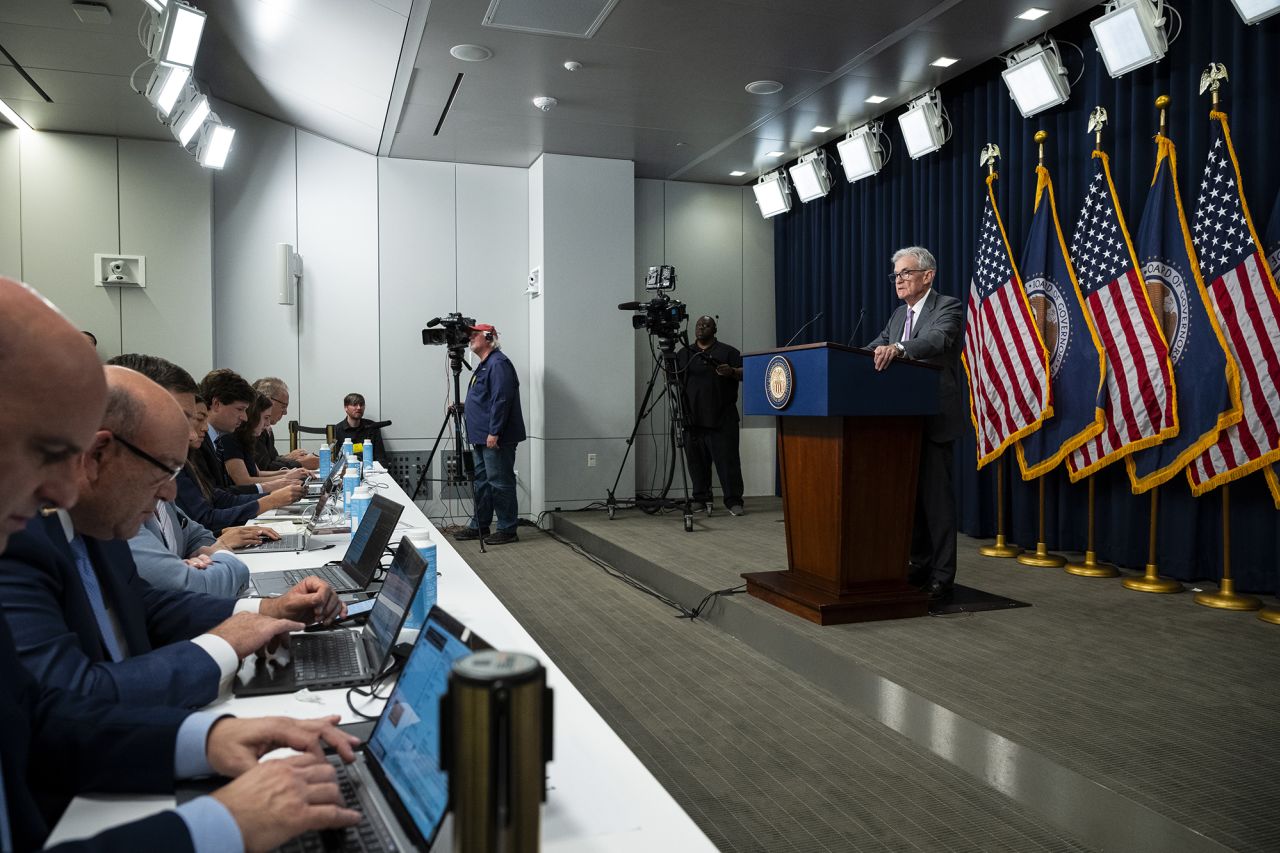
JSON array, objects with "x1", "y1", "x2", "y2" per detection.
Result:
[{"x1": 867, "y1": 247, "x2": 963, "y2": 600}]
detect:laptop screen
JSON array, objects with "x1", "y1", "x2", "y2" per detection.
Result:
[
  {"x1": 341, "y1": 494, "x2": 403, "y2": 584},
  {"x1": 362, "y1": 537, "x2": 425, "y2": 664},
  {"x1": 367, "y1": 609, "x2": 477, "y2": 846}
]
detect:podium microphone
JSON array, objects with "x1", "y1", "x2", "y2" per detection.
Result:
[
  {"x1": 844, "y1": 309, "x2": 866, "y2": 348},
  {"x1": 782, "y1": 311, "x2": 824, "y2": 348}
]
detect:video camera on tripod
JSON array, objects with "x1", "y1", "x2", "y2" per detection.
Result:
[
  {"x1": 618, "y1": 265, "x2": 687, "y2": 343},
  {"x1": 421, "y1": 313, "x2": 477, "y2": 349}
]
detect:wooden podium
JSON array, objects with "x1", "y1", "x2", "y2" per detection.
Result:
[{"x1": 741, "y1": 343, "x2": 940, "y2": 625}]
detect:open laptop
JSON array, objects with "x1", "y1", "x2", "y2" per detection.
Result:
[
  {"x1": 237, "y1": 486, "x2": 334, "y2": 553},
  {"x1": 233, "y1": 536, "x2": 426, "y2": 696},
  {"x1": 249, "y1": 494, "x2": 404, "y2": 596},
  {"x1": 276, "y1": 606, "x2": 490, "y2": 853},
  {"x1": 277, "y1": 453, "x2": 347, "y2": 515}
]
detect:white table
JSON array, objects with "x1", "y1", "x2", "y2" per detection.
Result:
[{"x1": 49, "y1": 471, "x2": 716, "y2": 852}]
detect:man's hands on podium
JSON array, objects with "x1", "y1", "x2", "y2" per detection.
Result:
[
  {"x1": 872, "y1": 344, "x2": 902, "y2": 371},
  {"x1": 207, "y1": 715, "x2": 363, "y2": 852}
]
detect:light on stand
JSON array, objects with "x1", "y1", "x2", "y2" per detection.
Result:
[
  {"x1": 752, "y1": 171, "x2": 792, "y2": 218},
  {"x1": 835, "y1": 122, "x2": 885, "y2": 183}
]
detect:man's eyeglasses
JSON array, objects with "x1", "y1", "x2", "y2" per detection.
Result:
[
  {"x1": 113, "y1": 434, "x2": 183, "y2": 482},
  {"x1": 270, "y1": 396, "x2": 289, "y2": 412},
  {"x1": 889, "y1": 269, "x2": 929, "y2": 283}
]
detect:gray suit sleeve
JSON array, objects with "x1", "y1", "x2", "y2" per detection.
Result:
[
  {"x1": 903, "y1": 294, "x2": 962, "y2": 361},
  {"x1": 866, "y1": 312, "x2": 896, "y2": 348},
  {"x1": 128, "y1": 528, "x2": 249, "y2": 597},
  {"x1": 172, "y1": 505, "x2": 216, "y2": 555}
]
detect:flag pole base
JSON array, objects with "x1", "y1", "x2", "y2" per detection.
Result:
[
  {"x1": 1017, "y1": 542, "x2": 1065, "y2": 567},
  {"x1": 979, "y1": 535, "x2": 1022, "y2": 558},
  {"x1": 1194, "y1": 579, "x2": 1261, "y2": 611},
  {"x1": 1258, "y1": 607, "x2": 1280, "y2": 625},
  {"x1": 1122, "y1": 564, "x2": 1182, "y2": 593},
  {"x1": 1064, "y1": 550, "x2": 1119, "y2": 577}
]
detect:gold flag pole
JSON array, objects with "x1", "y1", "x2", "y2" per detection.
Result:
[
  {"x1": 1195, "y1": 485, "x2": 1261, "y2": 610},
  {"x1": 1122, "y1": 97, "x2": 1181, "y2": 594},
  {"x1": 1064, "y1": 476, "x2": 1118, "y2": 576},
  {"x1": 1016, "y1": 130, "x2": 1066, "y2": 569},
  {"x1": 1189, "y1": 68, "x2": 1260, "y2": 612},
  {"x1": 976, "y1": 142, "x2": 1022, "y2": 560},
  {"x1": 1123, "y1": 486, "x2": 1181, "y2": 591}
]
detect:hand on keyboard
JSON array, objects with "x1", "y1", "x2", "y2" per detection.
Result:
[
  {"x1": 211, "y1": 754, "x2": 362, "y2": 851},
  {"x1": 209, "y1": 612, "x2": 303, "y2": 658},
  {"x1": 260, "y1": 576, "x2": 346, "y2": 625}
]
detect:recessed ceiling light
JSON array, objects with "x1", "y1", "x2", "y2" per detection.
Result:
[
  {"x1": 450, "y1": 44, "x2": 493, "y2": 61},
  {"x1": 931, "y1": 56, "x2": 959, "y2": 67},
  {"x1": 745, "y1": 80, "x2": 784, "y2": 95},
  {"x1": 865, "y1": 95, "x2": 888, "y2": 104},
  {"x1": 766, "y1": 151, "x2": 785, "y2": 157},
  {"x1": 729, "y1": 170, "x2": 746, "y2": 177},
  {"x1": 811, "y1": 125, "x2": 831, "y2": 133},
  {"x1": 1016, "y1": 7, "x2": 1050, "y2": 20},
  {"x1": 0, "y1": 98, "x2": 33, "y2": 131}
]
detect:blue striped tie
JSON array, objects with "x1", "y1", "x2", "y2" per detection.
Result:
[{"x1": 68, "y1": 537, "x2": 124, "y2": 663}]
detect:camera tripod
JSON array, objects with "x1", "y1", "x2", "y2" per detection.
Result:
[
  {"x1": 411, "y1": 346, "x2": 476, "y2": 516},
  {"x1": 606, "y1": 332, "x2": 697, "y2": 532}
]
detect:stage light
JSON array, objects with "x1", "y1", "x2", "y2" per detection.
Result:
[
  {"x1": 146, "y1": 1, "x2": 206, "y2": 68},
  {"x1": 1001, "y1": 40, "x2": 1070, "y2": 117},
  {"x1": 1228, "y1": 0, "x2": 1280, "y2": 23},
  {"x1": 144, "y1": 61, "x2": 191, "y2": 117},
  {"x1": 0, "y1": 98, "x2": 33, "y2": 131},
  {"x1": 898, "y1": 90, "x2": 948, "y2": 159},
  {"x1": 836, "y1": 123, "x2": 885, "y2": 183},
  {"x1": 788, "y1": 150, "x2": 832, "y2": 202},
  {"x1": 171, "y1": 89, "x2": 209, "y2": 146},
  {"x1": 753, "y1": 171, "x2": 792, "y2": 218},
  {"x1": 140, "y1": 0, "x2": 168, "y2": 11},
  {"x1": 1090, "y1": 0, "x2": 1168, "y2": 78},
  {"x1": 196, "y1": 119, "x2": 235, "y2": 168}
]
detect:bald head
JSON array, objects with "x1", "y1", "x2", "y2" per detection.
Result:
[{"x1": 0, "y1": 278, "x2": 107, "y2": 550}]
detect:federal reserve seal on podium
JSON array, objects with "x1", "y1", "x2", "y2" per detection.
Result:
[{"x1": 765, "y1": 355, "x2": 794, "y2": 410}]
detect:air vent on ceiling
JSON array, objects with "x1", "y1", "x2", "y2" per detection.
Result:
[{"x1": 482, "y1": 0, "x2": 620, "y2": 38}]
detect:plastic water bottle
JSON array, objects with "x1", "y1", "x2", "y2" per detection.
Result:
[
  {"x1": 349, "y1": 485, "x2": 372, "y2": 531},
  {"x1": 342, "y1": 461, "x2": 359, "y2": 519},
  {"x1": 404, "y1": 529, "x2": 437, "y2": 630},
  {"x1": 340, "y1": 438, "x2": 354, "y2": 466},
  {"x1": 318, "y1": 446, "x2": 331, "y2": 478},
  {"x1": 362, "y1": 439, "x2": 374, "y2": 473}
]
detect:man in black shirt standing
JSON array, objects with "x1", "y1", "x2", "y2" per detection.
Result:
[{"x1": 676, "y1": 315, "x2": 745, "y2": 516}]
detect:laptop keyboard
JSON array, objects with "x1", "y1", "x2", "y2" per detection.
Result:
[
  {"x1": 284, "y1": 565, "x2": 351, "y2": 588},
  {"x1": 294, "y1": 632, "x2": 361, "y2": 683},
  {"x1": 260, "y1": 532, "x2": 306, "y2": 551},
  {"x1": 275, "y1": 758, "x2": 396, "y2": 852}
]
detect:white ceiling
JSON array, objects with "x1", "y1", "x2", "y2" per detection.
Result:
[{"x1": 0, "y1": 0, "x2": 1098, "y2": 184}]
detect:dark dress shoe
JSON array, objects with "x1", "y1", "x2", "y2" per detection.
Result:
[
  {"x1": 484, "y1": 530, "x2": 519, "y2": 545},
  {"x1": 907, "y1": 562, "x2": 928, "y2": 587},
  {"x1": 923, "y1": 579, "x2": 953, "y2": 600},
  {"x1": 453, "y1": 527, "x2": 489, "y2": 541}
]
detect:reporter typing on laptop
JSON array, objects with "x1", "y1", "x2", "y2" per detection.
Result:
[{"x1": 0, "y1": 278, "x2": 361, "y2": 852}]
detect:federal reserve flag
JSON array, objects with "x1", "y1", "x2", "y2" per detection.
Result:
[
  {"x1": 1262, "y1": 189, "x2": 1280, "y2": 509},
  {"x1": 1016, "y1": 164, "x2": 1105, "y2": 479},
  {"x1": 1066, "y1": 151, "x2": 1178, "y2": 481},
  {"x1": 1127, "y1": 133, "x2": 1241, "y2": 493},
  {"x1": 962, "y1": 172, "x2": 1051, "y2": 468},
  {"x1": 1186, "y1": 113, "x2": 1280, "y2": 496}
]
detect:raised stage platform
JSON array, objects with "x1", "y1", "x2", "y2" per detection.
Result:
[{"x1": 451, "y1": 497, "x2": 1279, "y2": 852}]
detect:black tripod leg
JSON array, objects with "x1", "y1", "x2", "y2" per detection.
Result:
[{"x1": 411, "y1": 410, "x2": 457, "y2": 502}]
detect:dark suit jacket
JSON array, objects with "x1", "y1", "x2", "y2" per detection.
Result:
[
  {"x1": 868, "y1": 288, "x2": 965, "y2": 442},
  {"x1": 0, "y1": 613, "x2": 194, "y2": 852},
  {"x1": 174, "y1": 468, "x2": 258, "y2": 535},
  {"x1": 0, "y1": 515, "x2": 234, "y2": 708},
  {"x1": 192, "y1": 434, "x2": 256, "y2": 496},
  {"x1": 255, "y1": 428, "x2": 299, "y2": 471}
]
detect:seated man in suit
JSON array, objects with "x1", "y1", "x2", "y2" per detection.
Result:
[
  {"x1": 867, "y1": 246, "x2": 964, "y2": 600},
  {"x1": 198, "y1": 368, "x2": 307, "y2": 492},
  {"x1": 253, "y1": 376, "x2": 319, "y2": 471},
  {"x1": 0, "y1": 366, "x2": 346, "y2": 709},
  {"x1": 0, "y1": 276, "x2": 361, "y2": 851},
  {"x1": 332, "y1": 392, "x2": 390, "y2": 464}
]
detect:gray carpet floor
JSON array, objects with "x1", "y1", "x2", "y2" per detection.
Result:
[
  {"x1": 451, "y1": 514, "x2": 1095, "y2": 852},
  {"x1": 541, "y1": 497, "x2": 1280, "y2": 853}
]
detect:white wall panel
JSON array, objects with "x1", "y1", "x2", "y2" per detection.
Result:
[
  {"x1": 377, "y1": 157, "x2": 457, "y2": 451},
  {"x1": 118, "y1": 139, "x2": 213, "y2": 376},
  {"x1": 527, "y1": 158, "x2": 546, "y2": 513},
  {"x1": 0, "y1": 129, "x2": 20, "y2": 281},
  {"x1": 19, "y1": 133, "x2": 121, "y2": 356},
  {"x1": 211, "y1": 101, "x2": 299, "y2": 388},
  {"x1": 296, "y1": 130, "x2": 379, "y2": 432}
]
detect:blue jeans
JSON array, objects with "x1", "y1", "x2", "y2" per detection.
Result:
[{"x1": 470, "y1": 444, "x2": 518, "y2": 533}]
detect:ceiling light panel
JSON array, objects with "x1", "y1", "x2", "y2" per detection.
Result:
[
  {"x1": 1016, "y1": 7, "x2": 1050, "y2": 20},
  {"x1": 0, "y1": 98, "x2": 33, "y2": 132},
  {"x1": 865, "y1": 95, "x2": 888, "y2": 104},
  {"x1": 931, "y1": 56, "x2": 959, "y2": 67}
]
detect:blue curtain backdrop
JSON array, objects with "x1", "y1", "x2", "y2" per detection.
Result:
[{"x1": 772, "y1": 0, "x2": 1280, "y2": 591}]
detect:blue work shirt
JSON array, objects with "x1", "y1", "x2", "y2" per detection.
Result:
[{"x1": 465, "y1": 349, "x2": 526, "y2": 446}]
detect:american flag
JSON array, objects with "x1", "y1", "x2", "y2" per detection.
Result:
[
  {"x1": 1186, "y1": 115, "x2": 1280, "y2": 495},
  {"x1": 1266, "y1": 190, "x2": 1280, "y2": 509},
  {"x1": 1066, "y1": 152, "x2": 1177, "y2": 480},
  {"x1": 962, "y1": 173, "x2": 1050, "y2": 468}
]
